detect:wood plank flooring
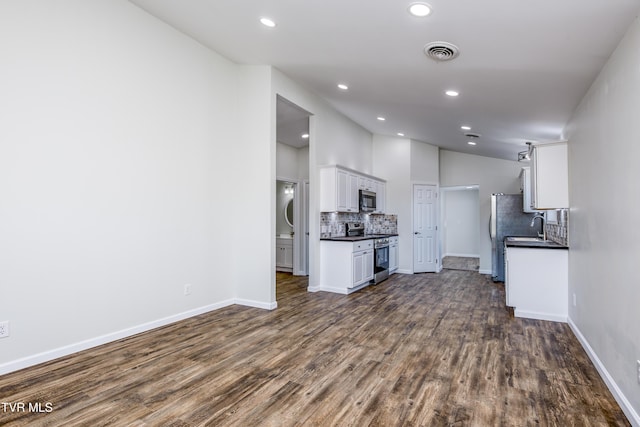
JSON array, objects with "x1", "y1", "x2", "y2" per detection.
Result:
[
  {"x1": 442, "y1": 256, "x2": 479, "y2": 272},
  {"x1": 0, "y1": 271, "x2": 630, "y2": 426}
]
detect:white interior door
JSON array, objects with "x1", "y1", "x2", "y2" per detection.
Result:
[{"x1": 413, "y1": 184, "x2": 438, "y2": 273}]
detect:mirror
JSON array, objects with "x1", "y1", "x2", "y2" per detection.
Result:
[{"x1": 285, "y1": 199, "x2": 294, "y2": 227}]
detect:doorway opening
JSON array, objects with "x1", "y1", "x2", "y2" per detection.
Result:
[
  {"x1": 275, "y1": 96, "x2": 311, "y2": 293},
  {"x1": 440, "y1": 185, "x2": 480, "y2": 272}
]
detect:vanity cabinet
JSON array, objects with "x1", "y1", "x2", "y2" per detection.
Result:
[
  {"x1": 389, "y1": 236, "x2": 399, "y2": 273},
  {"x1": 319, "y1": 240, "x2": 374, "y2": 293},
  {"x1": 530, "y1": 142, "x2": 568, "y2": 209},
  {"x1": 276, "y1": 238, "x2": 293, "y2": 272}
]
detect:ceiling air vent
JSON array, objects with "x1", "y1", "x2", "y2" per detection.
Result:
[
  {"x1": 423, "y1": 41, "x2": 460, "y2": 62},
  {"x1": 465, "y1": 133, "x2": 481, "y2": 139}
]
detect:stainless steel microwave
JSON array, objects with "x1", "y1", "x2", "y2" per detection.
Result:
[{"x1": 359, "y1": 190, "x2": 376, "y2": 213}]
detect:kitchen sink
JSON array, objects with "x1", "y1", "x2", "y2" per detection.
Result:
[{"x1": 508, "y1": 236, "x2": 544, "y2": 242}]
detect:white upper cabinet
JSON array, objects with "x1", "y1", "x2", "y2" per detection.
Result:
[
  {"x1": 320, "y1": 166, "x2": 386, "y2": 213},
  {"x1": 320, "y1": 166, "x2": 359, "y2": 212},
  {"x1": 519, "y1": 167, "x2": 539, "y2": 213},
  {"x1": 530, "y1": 142, "x2": 569, "y2": 209},
  {"x1": 358, "y1": 176, "x2": 376, "y2": 192},
  {"x1": 374, "y1": 180, "x2": 386, "y2": 214}
]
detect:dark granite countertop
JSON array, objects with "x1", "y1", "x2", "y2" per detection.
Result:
[
  {"x1": 504, "y1": 236, "x2": 568, "y2": 249},
  {"x1": 321, "y1": 233, "x2": 398, "y2": 242}
]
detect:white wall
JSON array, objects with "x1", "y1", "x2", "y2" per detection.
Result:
[
  {"x1": 439, "y1": 150, "x2": 523, "y2": 273},
  {"x1": 372, "y1": 137, "x2": 439, "y2": 273},
  {"x1": 276, "y1": 141, "x2": 309, "y2": 182},
  {"x1": 372, "y1": 136, "x2": 411, "y2": 272},
  {"x1": 441, "y1": 189, "x2": 480, "y2": 257},
  {"x1": 0, "y1": 0, "x2": 274, "y2": 371},
  {"x1": 276, "y1": 142, "x2": 300, "y2": 180},
  {"x1": 410, "y1": 140, "x2": 440, "y2": 183},
  {"x1": 232, "y1": 65, "x2": 275, "y2": 306},
  {"x1": 564, "y1": 17, "x2": 640, "y2": 422}
]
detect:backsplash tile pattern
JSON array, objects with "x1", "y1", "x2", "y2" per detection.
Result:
[
  {"x1": 546, "y1": 209, "x2": 569, "y2": 246},
  {"x1": 320, "y1": 213, "x2": 398, "y2": 238}
]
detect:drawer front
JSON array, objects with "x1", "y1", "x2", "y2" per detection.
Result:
[{"x1": 353, "y1": 240, "x2": 373, "y2": 252}]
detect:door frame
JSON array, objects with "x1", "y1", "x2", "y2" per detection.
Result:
[
  {"x1": 276, "y1": 176, "x2": 308, "y2": 276},
  {"x1": 411, "y1": 181, "x2": 440, "y2": 273},
  {"x1": 439, "y1": 185, "x2": 480, "y2": 267}
]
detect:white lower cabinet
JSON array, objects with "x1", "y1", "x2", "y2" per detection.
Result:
[
  {"x1": 276, "y1": 238, "x2": 293, "y2": 272},
  {"x1": 389, "y1": 236, "x2": 399, "y2": 273},
  {"x1": 352, "y1": 248, "x2": 374, "y2": 286},
  {"x1": 320, "y1": 240, "x2": 374, "y2": 293},
  {"x1": 505, "y1": 246, "x2": 568, "y2": 322}
]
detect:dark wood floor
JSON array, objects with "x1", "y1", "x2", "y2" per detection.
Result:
[{"x1": 0, "y1": 271, "x2": 630, "y2": 426}]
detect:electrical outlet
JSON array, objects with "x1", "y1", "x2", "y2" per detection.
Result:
[
  {"x1": 573, "y1": 293, "x2": 577, "y2": 307},
  {"x1": 184, "y1": 284, "x2": 192, "y2": 296},
  {"x1": 0, "y1": 321, "x2": 9, "y2": 338},
  {"x1": 637, "y1": 360, "x2": 640, "y2": 384}
]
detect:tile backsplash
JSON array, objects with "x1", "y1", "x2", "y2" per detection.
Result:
[
  {"x1": 320, "y1": 212, "x2": 398, "y2": 237},
  {"x1": 546, "y1": 208, "x2": 569, "y2": 246}
]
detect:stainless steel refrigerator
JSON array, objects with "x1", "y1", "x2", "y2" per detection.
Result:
[{"x1": 490, "y1": 193, "x2": 541, "y2": 282}]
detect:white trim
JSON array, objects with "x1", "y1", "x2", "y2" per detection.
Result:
[
  {"x1": 235, "y1": 298, "x2": 278, "y2": 310},
  {"x1": 0, "y1": 299, "x2": 235, "y2": 376},
  {"x1": 396, "y1": 268, "x2": 413, "y2": 275},
  {"x1": 479, "y1": 269, "x2": 492, "y2": 275},
  {"x1": 311, "y1": 286, "x2": 349, "y2": 295},
  {"x1": 443, "y1": 252, "x2": 480, "y2": 258},
  {"x1": 568, "y1": 317, "x2": 640, "y2": 427},
  {"x1": 514, "y1": 309, "x2": 567, "y2": 323}
]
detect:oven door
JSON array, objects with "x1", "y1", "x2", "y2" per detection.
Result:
[{"x1": 374, "y1": 245, "x2": 390, "y2": 283}]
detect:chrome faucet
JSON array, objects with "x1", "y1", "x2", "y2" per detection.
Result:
[{"x1": 530, "y1": 213, "x2": 546, "y2": 240}]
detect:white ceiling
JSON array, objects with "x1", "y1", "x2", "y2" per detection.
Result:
[{"x1": 129, "y1": 0, "x2": 640, "y2": 160}]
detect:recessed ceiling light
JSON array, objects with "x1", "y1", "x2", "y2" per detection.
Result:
[
  {"x1": 408, "y1": 3, "x2": 432, "y2": 17},
  {"x1": 337, "y1": 83, "x2": 349, "y2": 90},
  {"x1": 397, "y1": 132, "x2": 405, "y2": 137},
  {"x1": 377, "y1": 116, "x2": 386, "y2": 121},
  {"x1": 301, "y1": 133, "x2": 309, "y2": 139},
  {"x1": 468, "y1": 141, "x2": 477, "y2": 146},
  {"x1": 445, "y1": 90, "x2": 459, "y2": 97},
  {"x1": 461, "y1": 125, "x2": 471, "y2": 130},
  {"x1": 260, "y1": 17, "x2": 276, "y2": 28}
]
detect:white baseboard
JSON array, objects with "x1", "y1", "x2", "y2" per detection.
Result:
[
  {"x1": 568, "y1": 317, "x2": 640, "y2": 426},
  {"x1": 443, "y1": 253, "x2": 480, "y2": 258},
  {"x1": 235, "y1": 298, "x2": 277, "y2": 310},
  {"x1": 396, "y1": 269, "x2": 413, "y2": 275},
  {"x1": 0, "y1": 296, "x2": 279, "y2": 377},
  {"x1": 514, "y1": 309, "x2": 567, "y2": 323},
  {"x1": 479, "y1": 269, "x2": 492, "y2": 275},
  {"x1": 0, "y1": 299, "x2": 235, "y2": 376}
]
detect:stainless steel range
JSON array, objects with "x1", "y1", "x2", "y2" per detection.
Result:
[
  {"x1": 344, "y1": 223, "x2": 391, "y2": 284},
  {"x1": 371, "y1": 235, "x2": 390, "y2": 284}
]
